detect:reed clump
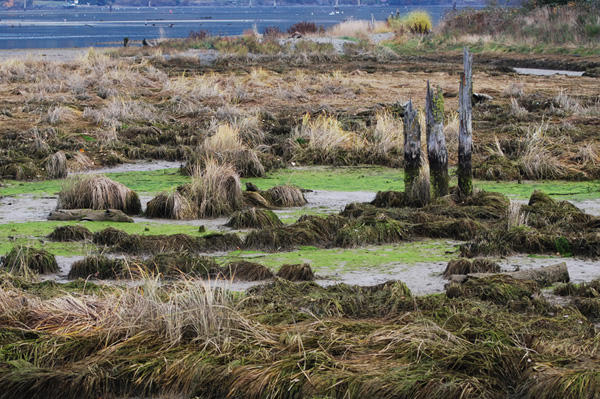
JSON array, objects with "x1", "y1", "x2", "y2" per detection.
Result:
[{"x1": 2, "y1": 245, "x2": 59, "y2": 278}]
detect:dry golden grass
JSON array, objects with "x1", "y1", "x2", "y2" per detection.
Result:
[
  {"x1": 520, "y1": 122, "x2": 567, "y2": 180},
  {"x1": 327, "y1": 20, "x2": 391, "y2": 37},
  {"x1": 294, "y1": 113, "x2": 365, "y2": 152},
  {"x1": 371, "y1": 110, "x2": 403, "y2": 156}
]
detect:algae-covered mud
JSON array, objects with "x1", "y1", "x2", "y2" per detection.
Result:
[{"x1": 2, "y1": 2, "x2": 600, "y2": 397}]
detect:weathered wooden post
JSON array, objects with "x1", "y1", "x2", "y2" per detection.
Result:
[
  {"x1": 458, "y1": 47, "x2": 473, "y2": 199},
  {"x1": 426, "y1": 81, "x2": 449, "y2": 198},
  {"x1": 403, "y1": 100, "x2": 429, "y2": 206}
]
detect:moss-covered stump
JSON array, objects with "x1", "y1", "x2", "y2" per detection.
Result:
[
  {"x1": 47, "y1": 225, "x2": 93, "y2": 242},
  {"x1": 276, "y1": 263, "x2": 315, "y2": 281},
  {"x1": 145, "y1": 191, "x2": 197, "y2": 220},
  {"x1": 443, "y1": 258, "x2": 501, "y2": 278},
  {"x1": 2, "y1": 246, "x2": 59, "y2": 277},
  {"x1": 57, "y1": 175, "x2": 141, "y2": 215},
  {"x1": 225, "y1": 208, "x2": 283, "y2": 229},
  {"x1": 220, "y1": 261, "x2": 274, "y2": 281}
]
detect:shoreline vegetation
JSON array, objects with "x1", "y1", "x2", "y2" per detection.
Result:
[{"x1": 2, "y1": 1, "x2": 600, "y2": 398}]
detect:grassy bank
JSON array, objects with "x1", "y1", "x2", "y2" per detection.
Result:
[{"x1": 4, "y1": 166, "x2": 599, "y2": 200}]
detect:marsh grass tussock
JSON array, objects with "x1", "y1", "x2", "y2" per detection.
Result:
[
  {"x1": 45, "y1": 151, "x2": 67, "y2": 179},
  {"x1": 294, "y1": 113, "x2": 364, "y2": 154},
  {"x1": 263, "y1": 185, "x2": 307, "y2": 207},
  {"x1": 83, "y1": 97, "x2": 159, "y2": 128},
  {"x1": 225, "y1": 207, "x2": 283, "y2": 229},
  {"x1": 189, "y1": 159, "x2": 243, "y2": 218},
  {"x1": 57, "y1": 175, "x2": 142, "y2": 215},
  {"x1": 145, "y1": 190, "x2": 198, "y2": 220},
  {"x1": 187, "y1": 123, "x2": 265, "y2": 177},
  {"x1": 47, "y1": 225, "x2": 93, "y2": 242},
  {"x1": 371, "y1": 110, "x2": 403, "y2": 157},
  {"x1": 519, "y1": 121, "x2": 567, "y2": 180}
]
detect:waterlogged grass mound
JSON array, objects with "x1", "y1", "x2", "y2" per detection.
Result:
[
  {"x1": 57, "y1": 175, "x2": 142, "y2": 215},
  {"x1": 443, "y1": 258, "x2": 501, "y2": 278},
  {"x1": 47, "y1": 225, "x2": 93, "y2": 242},
  {"x1": 68, "y1": 255, "x2": 128, "y2": 279},
  {"x1": 554, "y1": 279, "x2": 600, "y2": 321},
  {"x1": 244, "y1": 214, "x2": 347, "y2": 250},
  {"x1": 92, "y1": 227, "x2": 242, "y2": 254},
  {"x1": 246, "y1": 279, "x2": 414, "y2": 321},
  {"x1": 1, "y1": 274, "x2": 599, "y2": 398},
  {"x1": 445, "y1": 275, "x2": 539, "y2": 305},
  {"x1": 276, "y1": 263, "x2": 315, "y2": 281},
  {"x1": 93, "y1": 226, "x2": 130, "y2": 246},
  {"x1": 220, "y1": 261, "x2": 274, "y2": 281},
  {"x1": 69, "y1": 253, "x2": 220, "y2": 279},
  {"x1": 145, "y1": 191, "x2": 197, "y2": 220},
  {"x1": 225, "y1": 208, "x2": 283, "y2": 229},
  {"x1": 261, "y1": 185, "x2": 307, "y2": 207},
  {"x1": 462, "y1": 190, "x2": 600, "y2": 258},
  {"x1": 2, "y1": 245, "x2": 58, "y2": 277}
]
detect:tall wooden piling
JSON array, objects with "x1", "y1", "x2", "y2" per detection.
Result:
[
  {"x1": 458, "y1": 47, "x2": 473, "y2": 199},
  {"x1": 426, "y1": 81, "x2": 449, "y2": 198},
  {"x1": 403, "y1": 100, "x2": 429, "y2": 206}
]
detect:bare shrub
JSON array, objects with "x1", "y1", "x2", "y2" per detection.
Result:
[{"x1": 287, "y1": 21, "x2": 322, "y2": 35}]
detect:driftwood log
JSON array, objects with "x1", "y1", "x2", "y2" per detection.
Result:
[
  {"x1": 457, "y1": 47, "x2": 473, "y2": 199},
  {"x1": 425, "y1": 81, "x2": 449, "y2": 198},
  {"x1": 447, "y1": 262, "x2": 569, "y2": 287},
  {"x1": 48, "y1": 209, "x2": 134, "y2": 223}
]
